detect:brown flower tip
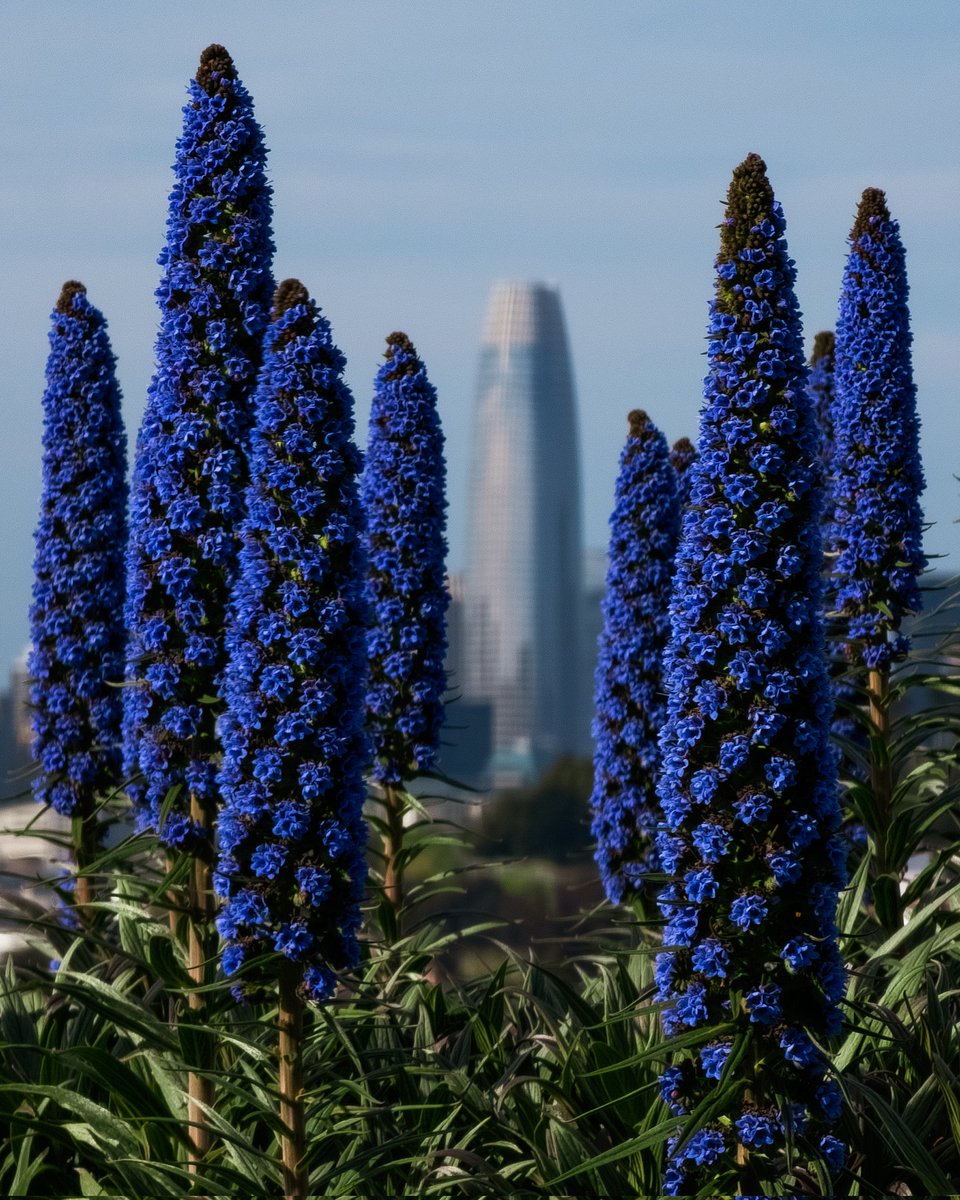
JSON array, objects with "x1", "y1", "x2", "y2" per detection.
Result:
[
  {"x1": 628, "y1": 409, "x2": 650, "y2": 437},
  {"x1": 720, "y1": 153, "x2": 776, "y2": 264},
  {"x1": 852, "y1": 187, "x2": 890, "y2": 240},
  {"x1": 196, "y1": 44, "x2": 237, "y2": 94},
  {"x1": 272, "y1": 279, "x2": 310, "y2": 321},
  {"x1": 811, "y1": 330, "x2": 835, "y2": 364},
  {"x1": 385, "y1": 331, "x2": 416, "y2": 359},
  {"x1": 672, "y1": 436, "x2": 695, "y2": 456},
  {"x1": 56, "y1": 280, "x2": 86, "y2": 314},
  {"x1": 734, "y1": 151, "x2": 768, "y2": 181},
  {"x1": 384, "y1": 331, "x2": 419, "y2": 379}
]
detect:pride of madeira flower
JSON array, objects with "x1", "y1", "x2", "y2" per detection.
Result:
[
  {"x1": 670, "y1": 437, "x2": 698, "y2": 508},
  {"x1": 29, "y1": 283, "x2": 127, "y2": 849},
  {"x1": 825, "y1": 189, "x2": 925, "y2": 670},
  {"x1": 590, "y1": 410, "x2": 680, "y2": 904},
  {"x1": 808, "y1": 330, "x2": 836, "y2": 462},
  {"x1": 654, "y1": 155, "x2": 846, "y2": 1195},
  {"x1": 362, "y1": 333, "x2": 449, "y2": 785},
  {"x1": 123, "y1": 46, "x2": 274, "y2": 850},
  {"x1": 215, "y1": 281, "x2": 368, "y2": 1002}
]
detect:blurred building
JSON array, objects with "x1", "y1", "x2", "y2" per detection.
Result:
[
  {"x1": 578, "y1": 547, "x2": 608, "y2": 757},
  {"x1": 0, "y1": 648, "x2": 33, "y2": 801},
  {"x1": 438, "y1": 573, "x2": 493, "y2": 785},
  {"x1": 463, "y1": 281, "x2": 584, "y2": 784}
]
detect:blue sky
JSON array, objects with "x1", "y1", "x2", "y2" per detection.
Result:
[{"x1": 1, "y1": 2, "x2": 958, "y2": 670}]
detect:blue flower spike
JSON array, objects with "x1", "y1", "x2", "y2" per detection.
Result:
[
  {"x1": 670, "y1": 437, "x2": 698, "y2": 508},
  {"x1": 216, "y1": 279, "x2": 368, "y2": 1003},
  {"x1": 826, "y1": 188, "x2": 925, "y2": 672},
  {"x1": 590, "y1": 409, "x2": 680, "y2": 904},
  {"x1": 29, "y1": 281, "x2": 128, "y2": 904},
  {"x1": 363, "y1": 331, "x2": 449, "y2": 787},
  {"x1": 654, "y1": 154, "x2": 846, "y2": 1195},
  {"x1": 123, "y1": 44, "x2": 274, "y2": 852},
  {"x1": 808, "y1": 331, "x2": 835, "y2": 462}
]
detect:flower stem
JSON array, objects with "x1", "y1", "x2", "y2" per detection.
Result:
[
  {"x1": 278, "y1": 969, "x2": 307, "y2": 1200},
  {"x1": 186, "y1": 791, "x2": 215, "y2": 1171},
  {"x1": 868, "y1": 664, "x2": 899, "y2": 933},
  {"x1": 382, "y1": 784, "x2": 405, "y2": 929},
  {"x1": 72, "y1": 812, "x2": 99, "y2": 914}
]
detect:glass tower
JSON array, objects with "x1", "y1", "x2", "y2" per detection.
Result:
[{"x1": 464, "y1": 281, "x2": 583, "y2": 781}]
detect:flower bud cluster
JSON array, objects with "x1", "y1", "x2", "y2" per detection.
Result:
[
  {"x1": 29, "y1": 283, "x2": 128, "y2": 816},
  {"x1": 362, "y1": 333, "x2": 449, "y2": 785},
  {"x1": 670, "y1": 437, "x2": 698, "y2": 508},
  {"x1": 590, "y1": 411, "x2": 680, "y2": 903},
  {"x1": 123, "y1": 46, "x2": 274, "y2": 847},
  {"x1": 808, "y1": 330, "x2": 835, "y2": 461},
  {"x1": 825, "y1": 189, "x2": 925, "y2": 669},
  {"x1": 215, "y1": 282, "x2": 368, "y2": 1002},
  {"x1": 654, "y1": 155, "x2": 846, "y2": 1194}
]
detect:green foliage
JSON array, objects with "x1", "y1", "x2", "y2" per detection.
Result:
[
  {"x1": 481, "y1": 756, "x2": 593, "y2": 861},
  {"x1": 1, "y1": 614, "x2": 959, "y2": 1196}
]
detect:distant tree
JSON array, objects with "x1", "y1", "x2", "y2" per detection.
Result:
[{"x1": 483, "y1": 755, "x2": 593, "y2": 860}]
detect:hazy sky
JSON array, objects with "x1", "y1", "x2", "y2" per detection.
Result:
[{"x1": 1, "y1": 2, "x2": 958, "y2": 671}]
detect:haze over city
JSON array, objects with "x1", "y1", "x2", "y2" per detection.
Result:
[{"x1": 1, "y1": 1, "x2": 958, "y2": 673}]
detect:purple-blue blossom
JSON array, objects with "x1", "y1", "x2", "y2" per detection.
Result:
[
  {"x1": 215, "y1": 280, "x2": 367, "y2": 1002},
  {"x1": 824, "y1": 189, "x2": 925, "y2": 670},
  {"x1": 653, "y1": 155, "x2": 846, "y2": 1195},
  {"x1": 591, "y1": 411, "x2": 681, "y2": 903},
  {"x1": 123, "y1": 45, "x2": 274, "y2": 849},
  {"x1": 362, "y1": 333, "x2": 449, "y2": 785},
  {"x1": 29, "y1": 283, "x2": 128, "y2": 827},
  {"x1": 670, "y1": 437, "x2": 698, "y2": 508}
]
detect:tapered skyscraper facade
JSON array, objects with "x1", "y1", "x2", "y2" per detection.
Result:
[{"x1": 465, "y1": 282, "x2": 583, "y2": 780}]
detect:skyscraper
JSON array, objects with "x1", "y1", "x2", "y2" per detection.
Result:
[{"x1": 464, "y1": 281, "x2": 583, "y2": 782}]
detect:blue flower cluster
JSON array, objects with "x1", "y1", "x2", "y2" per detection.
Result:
[
  {"x1": 811, "y1": 329, "x2": 864, "y2": 757},
  {"x1": 808, "y1": 331, "x2": 835, "y2": 461},
  {"x1": 654, "y1": 155, "x2": 846, "y2": 1194},
  {"x1": 670, "y1": 437, "x2": 698, "y2": 508},
  {"x1": 590, "y1": 410, "x2": 680, "y2": 904},
  {"x1": 29, "y1": 282, "x2": 128, "y2": 818},
  {"x1": 123, "y1": 46, "x2": 274, "y2": 848},
  {"x1": 215, "y1": 280, "x2": 368, "y2": 1002},
  {"x1": 825, "y1": 189, "x2": 925, "y2": 669},
  {"x1": 362, "y1": 333, "x2": 449, "y2": 785}
]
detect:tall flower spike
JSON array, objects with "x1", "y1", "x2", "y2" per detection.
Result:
[
  {"x1": 363, "y1": 332, "x2": 450, "y2": 784},
  {"x1": 590, "y1": 410, "x2": 680, "y2": 904},
  {"x1": 670, "y1": 437, "x2": 698, "y2": 508},
  {"x1": 123, "y1": 45, "x2": 274, "y2": 848},
  {"x1": 216, "y1": 279, "x2": 368, "y2": 1002},
  {"x1": 808, "y1": 331, "x2": 835, "y2": 461},
  {"x1": 825, "y1": 189, "x2": 925, "y2": 669},
  {"x1": 655, "y1": 155, "x2": 846, "y2": 1196},
  {"x1": 29, "y1": 283, "x2": 127, "y2": 879}
]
